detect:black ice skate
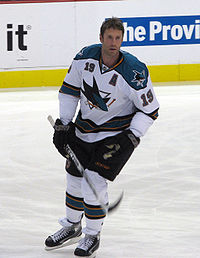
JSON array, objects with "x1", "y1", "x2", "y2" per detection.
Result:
[
  {"x1": 74, "y1": 233, "x2": 100, "y2": 257},
  {"x1": 45, "y1": 218, "x2": 82, "y2": 251}
]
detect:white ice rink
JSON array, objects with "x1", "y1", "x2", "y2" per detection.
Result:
[{"x1": 1, "y1": 84, "x2": 200, "y2": 258}]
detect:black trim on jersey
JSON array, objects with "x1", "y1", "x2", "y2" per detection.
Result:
[
  {"x1": 75, "y1": 111, "x2": 135, "y2": 133},
  {"x1": 147, "y1": 108, "x2": 159, "y2": 120},
  {"x1": 137, "y1": 107, "x2": 159, "y2": 120}
]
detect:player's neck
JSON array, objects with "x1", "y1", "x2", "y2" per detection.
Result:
[{"x1": 101, "y1": 51, "x2": 120, "y2": 68}]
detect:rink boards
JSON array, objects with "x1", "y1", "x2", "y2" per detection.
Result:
[{"x1": 0, "y1": 0, "x2": 200, "y2": 88}]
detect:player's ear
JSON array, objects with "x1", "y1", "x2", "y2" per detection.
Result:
[{"x1": 100, "y1": 34, "x2": 103, "y2": 43}]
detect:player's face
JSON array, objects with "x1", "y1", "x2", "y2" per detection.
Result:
[{"x1": 100, "y1": 28, "x2": 123, "y2": 58}]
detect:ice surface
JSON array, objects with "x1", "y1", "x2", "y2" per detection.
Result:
[{"x1": 0, "y1": 84, "x2": 200, "y2": 258}]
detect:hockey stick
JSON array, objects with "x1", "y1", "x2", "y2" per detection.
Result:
[{"x1": 47, "y1": 115, "x2": 123, "y2": 214}]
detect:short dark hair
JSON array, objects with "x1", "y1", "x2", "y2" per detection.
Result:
[{"x1": 100, "y1": 17, "x2": 124, "y2": 37}]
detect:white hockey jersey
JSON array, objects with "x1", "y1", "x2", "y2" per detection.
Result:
[{"x1": 59, "y1": 44, "x2": 159, "y2": 143}]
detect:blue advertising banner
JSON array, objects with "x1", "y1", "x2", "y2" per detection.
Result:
[{"x1": 121, "y1": 15, "x2": 200, "y2": 46}]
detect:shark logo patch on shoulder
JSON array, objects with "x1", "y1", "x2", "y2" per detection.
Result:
[{"x1": 131, "y1": 70, "x2": 146, "y2": 87}]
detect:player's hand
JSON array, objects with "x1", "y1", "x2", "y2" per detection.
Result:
[{"x1": 53, "y1": 119, "x2": 73, "y2": 158}]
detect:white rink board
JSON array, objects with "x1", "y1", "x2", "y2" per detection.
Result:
[{"x1": 0, "y1": 0, "x2": 200, "y2": 71}]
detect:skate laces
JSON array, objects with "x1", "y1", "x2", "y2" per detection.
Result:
[
  {"x1": 51, "y1": 226, "x2": 72, "y2": 242},
  {"x1": 78, "y1": 235, "x2": 96, "y2": 251}
]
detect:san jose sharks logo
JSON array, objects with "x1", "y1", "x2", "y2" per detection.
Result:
[
  {"x1": 81, "y1": 77, "x2": 112, "y2": 111},
  {"x1": 131, "y1": 70, "x2": 146, "y2": 87}
]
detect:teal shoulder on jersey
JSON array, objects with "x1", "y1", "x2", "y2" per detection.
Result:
[
  {"x1": 74, "y1": 44, "x2": 101, "y2": 61},
  {"x1": 116, "y1": 50, "x2": 149, "y2": 90},
  {"x1": 74, "y1": 44, "x2": 149, "y2": 90}
]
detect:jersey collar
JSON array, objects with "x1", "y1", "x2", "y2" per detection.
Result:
[{"x1": 99, "y1": 51, "x2": 124, "y2": 74}]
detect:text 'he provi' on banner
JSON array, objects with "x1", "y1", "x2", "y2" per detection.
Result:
[{"x1": 120, "y1": 15, "x2": 200, "y2": 46}]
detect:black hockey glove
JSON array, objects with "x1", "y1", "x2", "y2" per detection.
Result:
[
  {"x1": 120, "y1": 129, "x2": 140, "y2": 149},
  {"x1": 53, "y1": 119, "x2": 74, "y2": 158}
]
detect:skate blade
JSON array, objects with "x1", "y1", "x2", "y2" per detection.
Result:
[
  {"x1": 45, "y1": 235, "x2": 82, "y2": 251},
  {"x1": 74, "y1": 250, "x2": 97, "y2": 258}
]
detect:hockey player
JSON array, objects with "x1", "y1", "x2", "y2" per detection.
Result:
[{"x1": 45, "y1": 17, "x2": 159, "y2": 257}]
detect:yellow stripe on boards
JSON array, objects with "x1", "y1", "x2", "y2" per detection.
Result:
[
  {"x1": 180, "y1": 64, "x2": 200, "y2": 81},
  {"x1": 148, "y1": 64, "x2": 200, "y2": 82},
  {"x1": 0, "y1": 69, "x2": 68, "y2": 88},
  {"x1": 148, "y1": 65, "x2": 179, "y2": 82},
  {"x1": 0, "y1": 64, "x2": 200, "y2": 88}
]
